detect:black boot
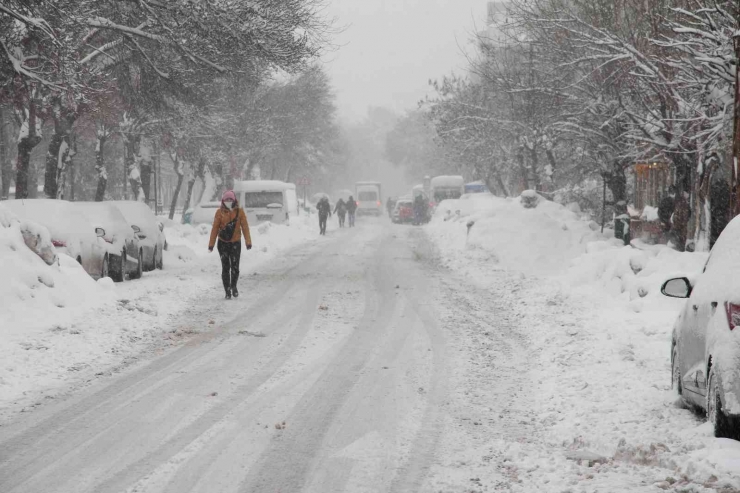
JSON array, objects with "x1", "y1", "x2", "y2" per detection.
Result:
[
  {"x1": 225, "y1": 287, "x2": 232, "y2": 300},
  {"x1": 232, "y1": 285, "x2": 239, "y2": 298}
]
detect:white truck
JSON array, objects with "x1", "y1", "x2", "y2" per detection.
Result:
[{"x1": 355, "y1": 181, "x2": 383, "y2": 216}]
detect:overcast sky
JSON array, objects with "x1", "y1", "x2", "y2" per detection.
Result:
[{"x1": 323, "y1": 0, "x2": 487, "y2": 122}]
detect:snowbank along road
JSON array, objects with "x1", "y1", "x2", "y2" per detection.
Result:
[{"x1": 0, "y1": 221, "x2": 473, "y2": 492}]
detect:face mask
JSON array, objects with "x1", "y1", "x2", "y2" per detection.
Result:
[{"x1": 224, "y1": 201, "x2": 234, "y2": 210}]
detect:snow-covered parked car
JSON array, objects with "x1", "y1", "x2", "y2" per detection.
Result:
[
  {"x1": 111, "y1": 201, "x2": 166, "y2": 271},
  {"x1": 75, "y1": 202, "x2": 143, "y2": 282},
  {"x1": 662, "y1": 216, "x2": 740, "y2": 439},
  {"x1": 190, "y1": 201, "x2": 221, "y2": 225},
  {"x1": 3, "y1": 199, "x2": 109, "y2": 279}
]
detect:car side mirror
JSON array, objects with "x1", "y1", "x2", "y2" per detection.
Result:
[
  {"x1": 95, "y1": 227, "x2": 106, "y2": 238},
  {"x1": 131, "y1": 225, "x2": 141, "y2": 233},
  {"x1": 661, "y1": 277, "x2": 692, "y2": 299}
]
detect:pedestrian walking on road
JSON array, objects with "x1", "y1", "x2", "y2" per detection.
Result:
[
  {"x1": 347, "y1": 195, "x2": 357, "y2": 228},
  {"x1": 209, "y1": 190, "x2": 252, "y2": 299},
  {"x1": 317, "y1": 197, "x2": 332, "y2": 235},
  {"x1": 334, "y1": 198, "x2": 347, "y2": 228}
]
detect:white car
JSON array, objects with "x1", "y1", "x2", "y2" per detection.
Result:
[
  {"x1": 4, "y1": 199, "x2": 110, "y2": 279},
  {"x1": 111, "y1": 201, "x2": 166, "y2": 271},
  {"x1": 75, "y1": 202, "x2": 143, "y2": 282},
  {"x1": 662, "y1": 215, "x2": 740, "y2": 438},
  {"x1": 190, "y1": 201, "x2": 221, "y2": 225}
]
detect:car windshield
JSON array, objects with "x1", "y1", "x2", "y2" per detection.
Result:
[
  {"x1": 242, "y1": 192, "x2": 283, "y2": 208},
  {"x1": 434, "y1": 189, "x2": 462, "y2": 202},
  {"x1": 358, "y1": 191, "x2": 378, "y2": 201}
]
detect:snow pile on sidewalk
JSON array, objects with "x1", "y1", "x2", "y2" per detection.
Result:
[
  {"x1": 426, "y1": 192, "x2": 739, "y2": 491},
  {"x1": 0, "y1": 208, "x2": 320, "y2": 420},
  {"x1": 431, "y1": 193, "x2": 603, "y2": 276},
  {"x1": 0, "y1": 203, "x2": 116, "y2": 410}
]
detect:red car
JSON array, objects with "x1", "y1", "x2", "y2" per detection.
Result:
[{"x1": 393, "y1": 199, "x2": 414, "y2": 223}]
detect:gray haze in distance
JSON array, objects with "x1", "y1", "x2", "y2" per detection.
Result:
[{"x1": 323, "y1": 0, "x2": 487, "y2": 122}]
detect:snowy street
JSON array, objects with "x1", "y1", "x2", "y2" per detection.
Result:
[
  {"x1": 3, "y1": 208, "x2": 740, "y2": 492},
  {"x1": 0, "y1": 220, "x2": 473, "y2": 492}
]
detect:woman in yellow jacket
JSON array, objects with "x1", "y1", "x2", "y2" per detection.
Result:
[{"x1": 209, "y1": 190, "x2": 252, "y2": 299}]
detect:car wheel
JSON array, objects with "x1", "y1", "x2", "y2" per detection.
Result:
[
  {"x1": 111, "y1": 251, "x2": 126, "y2": 282},
  {"x1": 101, "y1": 255, "x2": 110, "y2": 279},
  {"x1": 707, "y1": 365, "x2": 735, "y2": 438},
  {"x1": 155, "y1": 246, "x2": 163, "y2": 270},
  {"x1": 132, "y1": 249, "x2": 143, "y2": 279},
  {"x1": 672, "y1": 346, "x2": 682, "y2": 396}
]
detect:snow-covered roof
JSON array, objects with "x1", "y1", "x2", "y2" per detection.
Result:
[
  {"x1": 234, "y1": 180, "x2": 292, "y2": 192},
  {"x1": 431, "y1": 176, "x2": 464, "y2": 188}
]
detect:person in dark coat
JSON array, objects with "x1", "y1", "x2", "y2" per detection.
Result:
[
  {"x1": 346, "y1": 195, "x2": 357, "y2": 227},
  {"x1": 412, "y1": 194, "x2": 427, "y2": 226},
  {"x1": 317, "y1": 197, "x2": 332, "y2": 235},
  {"x1": 334, "y1": 198, "x2": 347, "y2": 228}
]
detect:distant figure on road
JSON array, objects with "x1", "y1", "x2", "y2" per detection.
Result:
[
  {"x1": 334, "y1": 198, "x2": 347, "y2": 228},
  {"x1": 347, "y1": 195, "x2": 357, "y2": 227},
  {"x1": 317, "y1": 197, "x2": 332, "y2": 235},
  {"x1": 386, "y1": 197, "x2": 395, "y2": 218},
  {"x1": 413, "y1": 194, "x2": 428, "y2": 226},
  {"x1": 208, "y1": 190, "x2": 252, "y2": 300}
]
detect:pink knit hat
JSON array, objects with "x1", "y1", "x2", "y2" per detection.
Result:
[{"x1": 222, "y1": 190, "x2": 236, "y2": 202}]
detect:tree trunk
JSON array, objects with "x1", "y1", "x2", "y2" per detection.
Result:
[
  {"x1": 124, "y1": 132, "x2": 143, "y2": 201},
  {"x1": 139, "y1": 137, "x2": 153, "y2": 202},
  {"x1": 141, "y1": 162, "x2": 152, "y2": 202},
  {"x1": 123, "y1": 130, "x2": 141, "y2": 200},
  {"x1": 0, "y1": 106, "x2": 10, "y2": 199},
  {"x1": 181, "y1": 177, "x2": 196, "y2": 223},
  {"x1": 516, "y1": 148, "x2": 527, "y2": 193},
  {"x1": 44, "y1": 102, "x2": 76, "y2": 199},
  {"x1": 194, "y1": 156, "x2": 207, "y2": 205},
  {"x1": 605, "y1": 160, "x2": 628, "y2": 215},
  {"x1": 95, "y1": 127, "x2": 108, "y2": 201},
  {"x1": 168, "y1": 153, "x2": 184, "y2": 220},
  {"x1": 67, "y1": 134, "x2": 77, "y2": 200},
  {"x1": 15, "y1": 98, "x2": 42, "y2": 199},
  {"x1": 169, "y1": 173, "x2": 184, "y2": 220},
  {"x1": 529, "y1": 146, "x2": 541, "y2": 191}
]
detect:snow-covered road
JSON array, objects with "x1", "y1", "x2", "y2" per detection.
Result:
[
  {"x1": 2, "y1": 218, "x2": 738, "y2": 492},
  {"x1": 0, "y1": 221, "x2": 478, "y2": 492}
]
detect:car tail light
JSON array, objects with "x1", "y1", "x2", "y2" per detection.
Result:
[
  {"x1": 725, "y1": 302, "x2": 740, "y2": 331},
  {"x1": 377, "y1": 201, "x2": 381, "y2": 207},
  {"x1": 104, "y1": 238, "x2": 114, "y2": 244},
  {"x1": 52, "y1": 239, "x2": 66, "y2": 248}
]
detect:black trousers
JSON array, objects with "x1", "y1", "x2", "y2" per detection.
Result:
[
  {"x1": 319, "y1": 213, "x2": 329, "y2": 234},
  {"x1": 217, "y1": 240, "x2": 241, "y2": 292}
]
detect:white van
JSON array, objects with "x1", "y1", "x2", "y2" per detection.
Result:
[
  {"x1": 234, "y1": 180, "x2": 296, "y2": 225},
  {"x1": 430, "y1": 175, "x2": 465, "y2": 206},
  {"x1": 355, "y1": 181, "x2": 382, "y2": 216}
]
